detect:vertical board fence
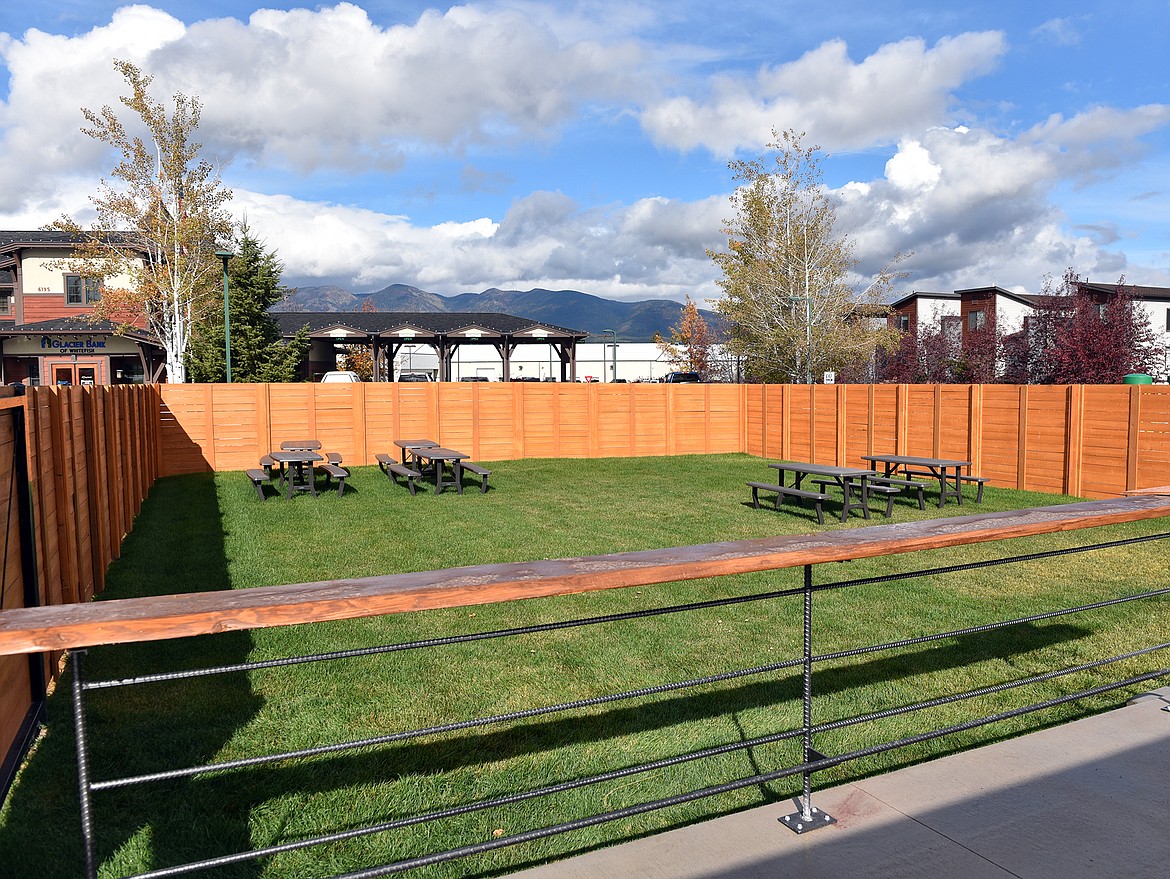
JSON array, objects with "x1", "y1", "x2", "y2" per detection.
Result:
[{"x1": 0, "y1": 384, "x2": 159, "y2": 800}]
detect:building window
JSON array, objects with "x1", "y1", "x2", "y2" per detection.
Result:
[
  {"x1": 0, "y1": 287, "x2": 12, "y2": 315},
  {"x1": 1097, "y1": 302, "x2": 1107, "y2": 320},
  {"x1": 1164, "y1": 308, "x2": 1169, "y2": 333},
  {"x1": 968, "y1": 309, "x2": 986, "y2": 331},
  {"x1": 895, "y1": 314, "x2": 909, "y2": 332},
  {"x1": 65, "y1": 274, "x2": 102, "y2": 306}
]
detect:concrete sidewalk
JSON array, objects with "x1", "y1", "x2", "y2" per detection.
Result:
[{"x1": 511, "y1": 686, "x2": 1170, "y2": 879}]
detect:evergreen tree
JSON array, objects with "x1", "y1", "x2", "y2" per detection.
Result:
[{"x1": 186, "y1": 225, "x2": 309, "y2": 382}]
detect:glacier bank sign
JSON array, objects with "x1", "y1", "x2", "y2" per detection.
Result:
[{"x1": 40, "y1": 336, "x2": 107, "y2": 351}]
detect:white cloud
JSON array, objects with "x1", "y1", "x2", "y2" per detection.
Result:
[
  {"x1": 640, "y1": 31, "x2": 1007, "y2": 155},
  {"x1": 834, "y1": 122, "x2": 1170, "y2": 292},
  {"x1": 1032, "y1": 18, "x2": 1083, "y2": 47},
  {"x1": 232, "y1": 186, "x2": 725, "y2": 300},
  {"x1": 1, "y1": 3, "x2": 1168, "y2": 304},
  {"x1": 0, "y1": 2, "x2": 645, "y2": 199}
]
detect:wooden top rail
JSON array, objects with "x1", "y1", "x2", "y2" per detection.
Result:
[{"x1": 3, "y1": 496, "x2": 1170, "y2": 656}]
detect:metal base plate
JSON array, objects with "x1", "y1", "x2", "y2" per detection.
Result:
[{"x1": 780, "y1": 804, "x2": 836, "y2": 834}]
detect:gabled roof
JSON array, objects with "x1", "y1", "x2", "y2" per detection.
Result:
[
  {"x1": 953, "y1": 285, "x2": 1037, "y2": 308},
  {"x1": 888, "y1": 291, "x2": 959, "y2": 309},
  {"x1": 273, "y1": 311, "x2": 589, "y2": 339},
  {"x1": 1078, "y1": 282, "x2": 1170, "y2": 302}
]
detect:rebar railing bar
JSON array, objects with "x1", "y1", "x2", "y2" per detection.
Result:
[
  {"x1": 71, "y1": 650, "x2": 98, "y2": 879},
  {"x1": 90, "y1": 580, "x2": 1170, "y2": 791},
  {"x1": 85, "y1": 531, "x2": 1170, "y2": 692},
  {"x1": 119, "y1": 640, "x2": 1170, "y2": 878},
  {"x1": 91, "y1": 652, "x2": 809, "y2": 791},
  {"x1": 813, "y1": 641, "x2": 1170, "y2": 735},
  {"x1": 814, "y1": 530, "x2": 1170, "y2": 593},
  {"x1": 322, "y1": 666, "x2": 1170, "y2": 879},
  {"x1": 812, "y1": 586, "x2": 1170, "y2": 666},
  {"x1": 82, "y1": 584, "x2": 809, "y2": 690},
  {"x1": 124, "y1": 720, "x2": 814, "y2": 878}
]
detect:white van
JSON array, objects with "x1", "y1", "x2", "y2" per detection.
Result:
[{"x1": 320, "y1": 371, "x2": 362, "y2": 383}]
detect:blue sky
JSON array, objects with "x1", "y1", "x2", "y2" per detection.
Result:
[{"x1": 0, "y1": 1, "x2": 1167, "y2": 302}]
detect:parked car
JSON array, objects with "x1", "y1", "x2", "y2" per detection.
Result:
[
  {"x1": 319, "y1": 370, "x2": 362, "y2": 383},
  {"x1": 663, "y1": 371, "x2": 701, "y2": 383},
  {"x1": 397, "y1": 373, "x2": 433, "y2": 382}
]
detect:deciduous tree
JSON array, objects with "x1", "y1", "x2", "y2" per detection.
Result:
[
  {"x1": 52, "y1": 60, "x2": 234, "y2": 383},
  {"x1": 1027, "y1": 270, "x2": 1163, "y2": 383},
  {"x1": 653, "y1": 295, "x2": 716, "y2": 378},
  {"x1": 710, "y1": 129, "x2": 901, "y2": 383}
]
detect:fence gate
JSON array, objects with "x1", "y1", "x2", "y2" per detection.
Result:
[{"x1": 0, "y1": 391, "x2": 45, "y2": 803}]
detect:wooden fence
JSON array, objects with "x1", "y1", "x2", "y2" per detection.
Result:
[
  {"x1": 156, "y1": 382, "x2": 749, "y2": 475},
  {"x1": 159, "y1": 382, "x2": 1170, "y2": 498},
  {"x1": 744, "y1": 383, "x2": 1170, "y2": 498},
  {"x1": 5, "y1": 379, "x2": 1170, "y2": 799},
  {"x1": 0, "y1": 384, "x2": 159, "y2": 798}
]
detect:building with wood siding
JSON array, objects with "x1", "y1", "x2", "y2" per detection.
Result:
[{"x1": 0, "y1": 231, "x2": 167, "y2": 386}]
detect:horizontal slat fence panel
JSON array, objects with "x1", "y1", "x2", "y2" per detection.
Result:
[{"x1": 154, "y1": 383, "x2": 1170, "y2": 500}]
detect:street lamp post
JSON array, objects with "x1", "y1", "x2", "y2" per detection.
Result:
[
  {"x1": 603, "y1": 328, "x2": 618, "y2": 381},
  {"x1": 215, "y1": 249, "x2": 234, "y2": 382}
]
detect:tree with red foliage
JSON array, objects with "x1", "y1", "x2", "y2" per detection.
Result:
[
  {"x1": 875, "y1": 314, "x2": 962, "y2": 383},
  {"x1": 1028, "y1": 270, "x2": 1163, "y2": 383}
]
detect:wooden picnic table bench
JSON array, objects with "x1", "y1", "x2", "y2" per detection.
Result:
[
  {"x1": 459, "y1": 462, "x2": 491, "y2": 493},
  {"x1": 747, "y1": 480, "x2": 830, "y2": 526},
  {"x1": 376, "y1": 453, "x2": 422, "y2": 495}
]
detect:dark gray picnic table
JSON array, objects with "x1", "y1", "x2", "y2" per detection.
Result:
[
  {"x1": 769, "y1": 461, "x2": 877, "y2": 521},
  {"x1": 861, "y1": 454, "x2": 972, "y2": 507},
  {"x1": 269, "y1": 449, "x2": 323, "y2": 499},
  {"x1": 411, "y1": 446, "x2": 470, "y2": 494},
  {"x1": 393, "y1": 438, "x2": 439, "y2": 466}
]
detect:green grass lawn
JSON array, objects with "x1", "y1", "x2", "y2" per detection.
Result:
[{"x1": 2, "y1": 453, "x2": 1168, "y2": 879}]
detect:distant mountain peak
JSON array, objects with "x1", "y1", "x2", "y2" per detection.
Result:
[{"x1": 273, "y1": 284, "x2": 722, "y2": 340}]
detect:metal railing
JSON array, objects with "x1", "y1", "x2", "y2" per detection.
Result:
[{"x1": 66, "y1": 525, "x2": 1170, "y2": 878}]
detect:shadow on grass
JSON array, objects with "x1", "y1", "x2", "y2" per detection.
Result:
[{"x1": 0, "y1": 473, "x2": 263, "y2": 879}]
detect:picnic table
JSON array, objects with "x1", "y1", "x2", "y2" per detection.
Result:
[
  {"x1": 410, "y1": 446, "x2": 470, "y2": 494},
  {"x1": 860, "y1": 454, "x2": 975, "y2": 507},
  {"x1": 269, "y1": 449, "x2": 324, "y2": 499},
  {"x1": 393, "y1": 438, "x2": 439, "y2": 466},
  {"x1": 768, "y1": 461, "x2": 878, "y2": 522}
]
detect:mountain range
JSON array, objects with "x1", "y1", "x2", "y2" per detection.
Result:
[{"x1": 272, "y1": 284, "x2": 722, "y2": 340}]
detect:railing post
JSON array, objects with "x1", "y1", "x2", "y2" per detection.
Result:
[
  {"x1": 780, "y1": 563, "x2": 835, "y2": 834},
  {"x1": 71, "y1": 649, "x2": 98, "y2": 879}
]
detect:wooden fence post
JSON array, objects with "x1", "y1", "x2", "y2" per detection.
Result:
[
  {"x1": 1065, "y1": 385, "x2": 1084, "y2": 497},
  {"x1": 932, "y1": 385, "x2": 943, "y2": 457},
  {"x1": 835, "y1": 384, "x2": 847, "y2": 465},
  {"x1": 1017, "y1": 385, "x2": 1029, "y2": 490},
  {"x1": 895, "y1": 384, "x2": 908, "y2": 454},
  {"x1": 968, "y1": 384, "x2": 984, "y2": 476},
  {"x1": 1126, "y1": 385, "x2": 1142, "y2": 493}
]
